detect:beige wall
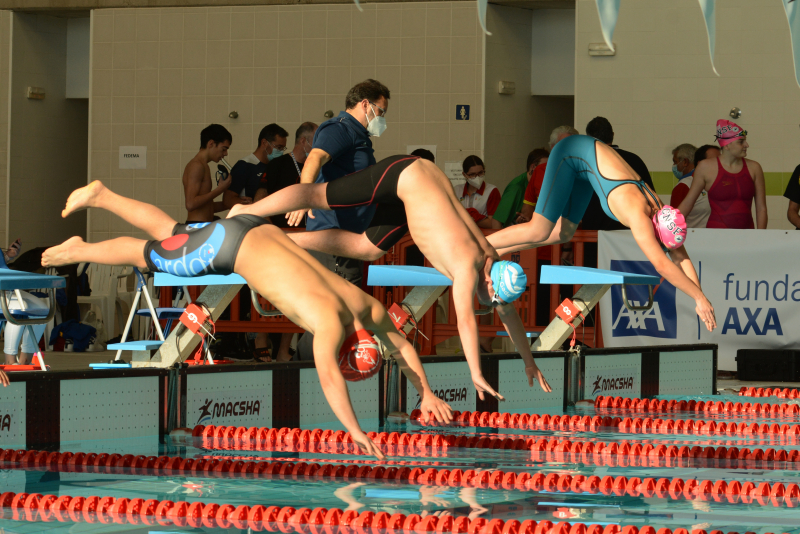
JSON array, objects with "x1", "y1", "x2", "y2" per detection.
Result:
[
  {"x1": 0, "y1": 11, "x2": 9, "y2": 249},
  {"x1": 9, "y1": 12, "x2": 88, "y2": 249},
  {"x1": 484, "y1": 5, "x2": 573, "y2": 191},
  {"x1": 575, "y1": 0, "x2": 798, "y2": 229},
  {"x1": 89, "y1": 3, "x2": 484, "y2": 240}
]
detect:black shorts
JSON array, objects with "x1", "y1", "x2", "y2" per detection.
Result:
[
  {"x1": 325, "y1": 155, "x2": 419, "y2": 251},
  {"x1": 144, "y1": 215, "x2": 268, "y2": 276}
]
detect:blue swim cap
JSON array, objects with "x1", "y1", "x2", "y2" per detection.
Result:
[{"x1": 490, "y1": 261, "x2": 527, "y2": 304}]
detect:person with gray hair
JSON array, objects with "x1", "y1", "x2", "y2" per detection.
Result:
[
  {"x1": 548, "y1": 125, "x2": 579, "y2": 149},
  {"x1": 670, "y1": 142, "x2": 710, "y2": 228}
]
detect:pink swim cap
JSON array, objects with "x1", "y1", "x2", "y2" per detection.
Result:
[
  {"x1": 652, "y1": 206, "x2": 687, "y2": 250},
  {"x1": 715, "y1": 119, "x2": 746, "y2": 147}
]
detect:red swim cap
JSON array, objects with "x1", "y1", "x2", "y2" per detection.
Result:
[{"x1": 338, "y1": 329, "x2": 382, "y2": 381}]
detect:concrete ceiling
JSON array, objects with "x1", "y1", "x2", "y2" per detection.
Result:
[{"x1": 0, "y1": 0, "x2": 574, "y2": 10}]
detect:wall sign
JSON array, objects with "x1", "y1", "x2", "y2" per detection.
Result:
[
  {"x1": 455, "y1": 105, "x2": 470, "y2": 121},
  {"x1": 119, "y1": 146, "x2": 147, "y2": 170}
]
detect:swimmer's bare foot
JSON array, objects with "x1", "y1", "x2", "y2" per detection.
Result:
[
  {"x1": 63, "y1": 180, "x2": 106, "y2": 218},
  {"x1": 42, "y1": 236, "x2": 84, "y2": 267}
]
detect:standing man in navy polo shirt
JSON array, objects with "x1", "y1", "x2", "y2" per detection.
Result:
[{"x1": 285, "y1": 79, "x2": 390, "y2": 285}]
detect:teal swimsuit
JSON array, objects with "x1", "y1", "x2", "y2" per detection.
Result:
[{"x1": 535, "y1": 135, "x2": 657, "y2": 223}]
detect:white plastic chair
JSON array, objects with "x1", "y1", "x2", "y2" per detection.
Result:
[{"x1": 76, "y1": 263, "x2": 132, "y2": 343}]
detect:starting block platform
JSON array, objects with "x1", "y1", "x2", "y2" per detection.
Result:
[{"x1": 533, "y1": 265, "x2": 661, "y2": 355}]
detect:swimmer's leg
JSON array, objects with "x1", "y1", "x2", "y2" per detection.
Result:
[
  {"x1": 487, "y1": 213, "x2": 559, "y2": 254},
  {"x1": 63, "y1": 181, "x2": 176, "y2": 240},
  {"x1": 43, "y1": 236, "x2": 148, "y2": 269},
  {"x1": 243, "y1": 183, "x2": 331, "y2": 219},
  {"x1": 493, "y1": 217, "x2": 578, "y2": 256},
  {"x1": 287, "y1": 229, "x2": 384, "y2": 262}
]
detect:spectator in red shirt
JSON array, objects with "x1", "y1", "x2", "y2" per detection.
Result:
[
  {"x1": 454, "y1": 155, "x2": 502, "y2": 229},
  {"x1": 516, "y1": 126, "x2": 579, "y2": 225}
]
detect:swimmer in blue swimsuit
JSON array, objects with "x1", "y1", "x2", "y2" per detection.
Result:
[
  {"x1": 486, "y1": 134, "x2": 717, "y2": 332},
  {"x1": 42, "y1": 181, "x2": 453, "y2": 458}
]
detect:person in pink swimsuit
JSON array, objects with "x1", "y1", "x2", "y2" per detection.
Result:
[{"x1": 678, "y1": 120, "x2": 767, "y2": 229}]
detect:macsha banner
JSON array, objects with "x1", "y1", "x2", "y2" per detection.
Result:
[{"x1": 598, "y1": 229, "x2": 800, "y2": 370}]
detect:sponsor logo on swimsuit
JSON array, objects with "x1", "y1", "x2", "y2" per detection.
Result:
[
  {"x1": 610, "y1": 260, "x2": 677, "y2": 339},
  {"x1": 151, "y1": 224, "x2": 225, "y2": 277},
  {"x1": 196, "y1": 397, "x2": 261, "y2": 425}
]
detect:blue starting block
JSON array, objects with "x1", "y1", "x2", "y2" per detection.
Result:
[
  {"x1": 367, "y1": 266, "x2": 452, "y2": 287},
  {"x1": 533, "y1": 265, "x2": 661, "y2": 353},
  {"x1": 128, "y1": 271, "x2": 283, "y2": 368},
  {"x1": 540, "y1": 266, "x2": 660, "y2": 286}
]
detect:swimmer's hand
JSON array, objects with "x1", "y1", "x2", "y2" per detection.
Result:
[
  {"x1": 696, "y1": 296, "x2": 716, "y2": 331},
  {"x1": 352, "y1": 431, "x2": 386, "y2": 460},
  {"x1": 419, "y1": 391, "x2": 453, "y2": 424},
  {"x1": 286, "y1": 209, "x2": 313, "y2": 226},
  {"x1": 0, "y1": 369, "x2": 8, "y2": 387},
  {"x1": 472, "y1": 373, "x2": 505, "y2": 402},
  {"x1": 526, "y1": 364, "x2": 552, "y2": 392}
]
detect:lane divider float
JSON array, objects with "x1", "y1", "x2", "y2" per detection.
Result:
[
  {"x1": 594, "y1": 395, "x2": 800, "y2": 417},
  {"x1": 2, "y1": 447, "x2": 800, "y2": 506},
  {"x1": 0, "y1": 491, "x2": 787, "y2": 534}
]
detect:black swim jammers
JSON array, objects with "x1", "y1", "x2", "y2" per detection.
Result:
[
  {"x1": 325, "y1": 155, "x2": 419, "y2": 251},
  {"x1": 143, "y1": 215, "x2": 268, "y2": 276}
]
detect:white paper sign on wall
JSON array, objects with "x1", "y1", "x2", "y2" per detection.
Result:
[
  {"x1": 119, "y1": 146, "x2": 147, "y2": 169},
  {"x1": 445, "y1": 162, "x2": 464, "y2": 186}
]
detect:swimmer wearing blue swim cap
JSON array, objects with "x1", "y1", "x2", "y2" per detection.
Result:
[{"x1": 489, "y1": 260, "x2": 527, "y2": 305}]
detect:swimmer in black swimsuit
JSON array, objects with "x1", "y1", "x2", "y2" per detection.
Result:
[
  {"x1": 228, "y1": 156, "x2": 554, "y2": 399},
  {"x1": 43, "y1": 181, "x2": 453, "y2": 458}
]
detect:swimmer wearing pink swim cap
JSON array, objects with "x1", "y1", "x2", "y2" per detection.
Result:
[
  {"x1": 678, "y1": 120, "x2": 767, "y2": 230},
  {"x1": 485, "y1": 134, "x2": 716, "y2": 333}
]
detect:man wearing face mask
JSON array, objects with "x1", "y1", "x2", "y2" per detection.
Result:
[
  {"x1": 223, "y1": 123, "x2": 289, "y2": 211},
  {"x1": 253, "y1": 122, "x2": 318, "y2": 229},
  {"x1": 454, "y1": 155, "x2": 502, "y2": 230},
  {"x1": 284, "y1": 79, "x2": 390, "y2": 286}
]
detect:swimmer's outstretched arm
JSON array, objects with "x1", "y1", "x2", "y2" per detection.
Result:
[
  {"x1": 452, "y1": 269, "x2": 505, "y2": 402},
  {"x1": 62, "y1": 181, "x2": 176, "y2": 241},
  {"x1": 369, "y1": 307, "x2": 453, "y2": 424},
  {"x1": 495, "y1": 304, "x2": 551, "y2": 392},
  {"x1": 312, "y1": 322, "x2": 385, "y2": 460},
  {"x1": 628, "y1": 215, "x2": 716, "y2": 331}
]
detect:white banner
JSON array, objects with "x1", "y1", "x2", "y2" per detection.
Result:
[{"x1": 599, "y1": 229, "x2": 800, "y2": 371}]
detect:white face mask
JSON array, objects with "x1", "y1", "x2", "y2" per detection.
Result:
[
  {"x1": 366, "y1": 104, "x2": 387, "y2": 137},
  {"x1": 466, "y1": 175, "x2": 484, "y2": 188}
]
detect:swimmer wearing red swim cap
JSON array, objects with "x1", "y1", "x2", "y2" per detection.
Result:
[
  {"x1": 485, "y1": 134, "x2": 717, "y2": 333},
  {"x1": 45, "y1": 181, "x2": 454, "y2": 460}
]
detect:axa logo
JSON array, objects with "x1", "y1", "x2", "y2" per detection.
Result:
[
  {"x1": 591, "y1": 374, "x2": 634, "y2": 395},
  {"x1": 0, "y1": 413, "x2": 10, "y2": 432},
  {"x1": 196, "y1": 398, "x2": 261, "y2": 425},
  {"x1": 610, "y1": 260, "x2": 677, "y2": 339}
]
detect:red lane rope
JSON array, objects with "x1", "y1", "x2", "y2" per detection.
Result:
[
  {"x1": 0, "y1": 490, "x2": 789, "y2": 534},
  {"x1": 594, "y1": 395, "x2": 800, "y2": 417},
  {"x1": 739, "y1": 387, "x2": 800, "y2": 399},
  {"x1": 408, "y1": 407, "x2": 800, "y2": 438},
  {"x1": 3, "y1": 445, "x2": 800, "y2": 507}
]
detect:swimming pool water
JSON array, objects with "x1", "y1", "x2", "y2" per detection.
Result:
[{"x1": 2, "y1": 393, "x2": 800, "y2": 533}]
